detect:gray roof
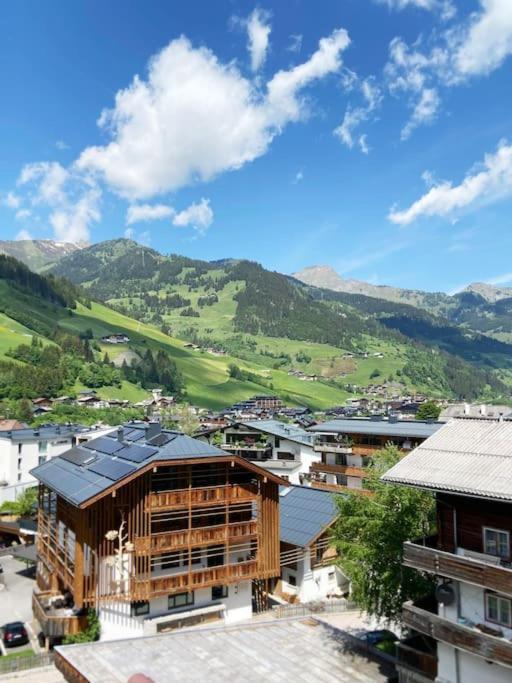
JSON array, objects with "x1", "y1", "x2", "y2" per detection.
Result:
[
  {"x1": 309, "y1": 418, "x2": 442, "y2": 440},
  {"x1": 382, "y1": 418, "x2": 512, "y2": 501},
  {"x1": 239, "y1": 420, "x2": 313, "y2": 446},
  {"x1": 30, "y1": 423, "x2": 230, "y2": 508},
  {"x1": 55, "y1": 618, "x2": 392, "y2": 683},
  {"x1": 279, "y1": 486, "x2": 337, "y2": 547},
  {"x1": 0, "y1": 423, "x2": 94, "y2": 442}
]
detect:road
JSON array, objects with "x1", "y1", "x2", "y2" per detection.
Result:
[{"x1": 0, "y1": 556, "x2": 40, "y2": 655}]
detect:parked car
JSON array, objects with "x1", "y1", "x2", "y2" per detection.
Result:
[
  {"x1": 2, "y1": 622, "x2": 29, "y2": 648},
  {"x1": 359, "y1": 629, "x2": 398, "y2": 654}
]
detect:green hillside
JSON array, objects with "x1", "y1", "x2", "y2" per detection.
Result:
[{"x1": 49, "y1": 239, "x2": 511, "y2": 402}]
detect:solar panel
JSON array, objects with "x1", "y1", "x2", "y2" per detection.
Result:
[
  {"x1": 124, "y1": 430, "x2": 145, "y2": 442},
  {"x1": 61, "y1": 448, "x2": 97, "y2": 467},
  {"x1": 117, "y1": 444, "x2": 158, "y2": 463},
  {"x1": 87, "y1": 457, "x2": 136, "y2": 481},
  {"x1": 148, "y1": 432, "x2": 177, "y2": 447},
  {"x1": 82, "y1": 437, "x2": 125, "y2": 455}
]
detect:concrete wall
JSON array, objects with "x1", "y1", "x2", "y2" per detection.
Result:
[
  {"x1": 437, "y1": 642, "x2": 512, "y2": 683},
  {"x1": 98, "y1": 580, "x2": 252, "y2": 641},
  {"x1": 280, "y1": 548, "x2": 348, "y2": 602}
]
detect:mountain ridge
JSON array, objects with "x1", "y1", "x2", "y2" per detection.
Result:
[{"x1": 0, "y1": 239, "x2": 86, "y2": 272}]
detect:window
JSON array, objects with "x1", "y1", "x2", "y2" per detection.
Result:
[
  {"x1": 38, "y1": 441, "x2": 48, "y2": 454},
  {"x1": 38, "y1": 456, "x2": 47, "y2": 466},
  {"x1": 486, "y1": 593, "x2": 512, "y2": 627},
  {"x1": 287, "y1": 574, "x2": 297, "y2": 587},
  {"x1": 18, "y1": 444, "x2": 22, "y2": 455},
  {"x1": 211, "y1": 585, "x2": 228, "y2": 600},
  {"x1": 17, "y1": 473, "x2": 22, "y2": 482},
  {"x1": 131, "y1": 601, "x2": 150, "y2": 617},
  {"x1": 168, "y1": 592, "x2": 194, "y2": 609},
  {"x1": 484, "y1": 528, "x2": 510, "y2": 559},
  {"x1": 17, "y1": 458, "x2": 22, "y2": 470},
  {"x1": 161, "y1": 552, "x2": 182, "y2": 570}
]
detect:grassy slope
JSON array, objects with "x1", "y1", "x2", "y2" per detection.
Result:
[{"x1": 0, "y1": 312, "x2": 36, "y2": 357}]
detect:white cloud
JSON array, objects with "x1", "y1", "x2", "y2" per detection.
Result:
[
  {"x1": 77, "y1": 30, "x2": 350, "y2": 200},
  {"x1": 401, "y1": 87, "x2": 440, "y2": 139},
  {"x1": 454, "y1": 0, "x2": 512, "y2": 78},
  {"x1": 358, "y1": 134, "x2": 370, "y2": 154},
  {"x1": 486, "y1": 271, "x2": 512, "y2": 286},
  {"x1": 334, "y1": 77, "x2": 381, "y2": 151},
  {"x1": 3, "y1": 191, "x2": 21, "y2": 209},
  {"x1": 126, "y1": 203, "x2": 174, "y2": 225},
  {"x1": 172, "y1": 198, "x2": 213, "y2": 233},
  {"x1": 15, "y1": 229, "x2": 32, "y2": 241},
  {"x1": 292, "y1": 170, "x2": 304, "y2": 184},
  {"x1": 15, "y1": 209, "x2": 31, "y2": 221},
  {"x1": 376, "y1": 0, "x2": 455, "y2": 19},
  {"x1": 287, "y1": 34, "x2": 303, "y2": 53},
  {"x1": 389, "y1": 141, "x2": 512, "y2": 225},
  {"x1": 56, "y1": 140, "x2": 69, "y2": 150},
  {"x1": 18, "y1": 161, "x2": 69, "y2": 205},
  {"x1": 247, "y1": 8, "x2": 271, "y2": 72},
  {"x1": 49, "y1": 187, "x2": 101, "y2": 243}
]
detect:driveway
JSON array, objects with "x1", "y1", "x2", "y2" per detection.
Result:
[{"x1": 0, "y1": 555, "x2": 39, "y2": 654}]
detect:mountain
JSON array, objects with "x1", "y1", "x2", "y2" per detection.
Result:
[
  {"x1": 0, "y1": 239, "x2": 85, "y2": 272},
  {"x1": 462, "y1": 282, "x2": 512, "y2": 303},
  {"x1": 293, "y1": 265, "x2": 454, "y2": 313},
  {"x1": 48, "y1": 239, "x2": 511, "y2": 402}
]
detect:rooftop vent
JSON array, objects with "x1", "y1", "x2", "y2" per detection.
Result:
[{"x1": 117, "y1": 426, "x2": 124, "y2": 443}]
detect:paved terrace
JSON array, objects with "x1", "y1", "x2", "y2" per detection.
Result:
[{"x1": 55, "y1": 618, "x2": 394, "y2": 682}]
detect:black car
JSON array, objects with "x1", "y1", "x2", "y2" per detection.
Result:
[{"x1": 2, "y1": 622, "x2": 29, "y2": 648}]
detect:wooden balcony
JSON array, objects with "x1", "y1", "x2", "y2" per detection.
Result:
[
  {"x1": 150, "y1": 484, "x2": 258, "y2": 511},
  {"x1": 310, "y1": 462, "x2": 365, "y2": 477},
  {"x1": 32, "y1": 591, "x2": 88, "y2": 638},
  {"x1": 310, "y1": 481, "x2": 372, "y2": 496},
  {"x1": 134, "y1": 559, "x2": 260, "y2": 597},
  {"x1": 403, "y1": 601, "x2": 512, "y2": 669},
  {"x1": 37, "y1": 516, "x2": 74, "y2": 591},
  {"x1": 313, "y1": 443, "x2": 352, "y2": 454},
  {"x1": 134, "y1": 521, "x2": 258, "y2": 554},
  {"x1": 403, "y1": 537, "x2": 512, "y2": 597},
  {"x1": 396, "y1": 636, "x2": 437, "y2": 681}
]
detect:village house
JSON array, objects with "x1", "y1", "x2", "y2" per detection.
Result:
[
  {"x1": 222, "y1": 420, "x2": 318, "y2": 484},
  {"x1": 31, "y1": 422, "x2": 284, "y2": 644},
  {"x1": 101, "y1": 333, "x2": 130, "y2": 344},
  {"x1": 307, "y1": 416, "x2": 442, "y2": 494},
  {"x1": 277, "y1": 485, "x2": 348, "y2": 603},
  {"x1": 0, "y1": 424, "x2": 113, "y2": 504},
  {"x1": 383, "y1": 418, "x2": 512, "y2": 683}
]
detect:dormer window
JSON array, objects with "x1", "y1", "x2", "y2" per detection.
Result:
[{"x1": 483, "y1": 527, "x2": 510, "y2": 559}]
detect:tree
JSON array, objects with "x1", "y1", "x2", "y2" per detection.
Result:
[
  {"x1": 0, "y1": 487, "x2": 38, "y2": 517},
  {"x1": 16, "y1": 399, "x2": 33, "y2": 423},
  {"x1": 369, "y1": 368, "x2": 381, "y2": 379},
  {"x1": 331, "y1": 445, "x2": 435, "y2": 622},
  {"x1": 416, "y1": 400, "x2": 441, "y2": 421},
  {"x1": 162, "y1": 404, "x2": 200, "y2": 435},
  {"x1": 63, "y1": 609, "x2": 100, "y2": 644}
]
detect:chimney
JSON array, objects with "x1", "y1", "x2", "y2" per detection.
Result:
[
  {"x1": 117, "y1": 426, "x2": 124, "y2": 443},
  {"x1": 480, "y1": 404, "x2": 487, "y2": 417},
  {"x1": 499, "y1": 413, "x2": 504, "y2": 423},
  {"x1": 464, "y1": 403, "x2": 470, "y2": 416}
]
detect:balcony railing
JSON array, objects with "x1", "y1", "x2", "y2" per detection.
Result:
[
  {"x1": 134, "y1": 521, "x2": 258, "y2": 554},
  {"x1": 223, "y1": 443, "x2": 270, "y2": 452},
  {"x1": 134, "y1": 559, "x2": 260, "y2": 597},
  {"x1": 32, "y1": 591, "x2": 88, "y2": 638},
  {"x1": 404, "y1": 536, "x2": 512, "y2": 597},
  {"x1": 150, "y1": 484, "x2": 258, "y2": 510},
  {"x1": 310, "y1": 481, "x2": 372, "y2": 496},
  {"x1": 310, "y1": 462, "x2": 365, "y2": 477},
  {"x1": 403, "y1": 600, "x2": 512, "y2": 669},
  {"x1": 396, "y1": 636, "x2": 437, "y2": 681},
  {"x1": 313, "y1": 443, "x2": 352, "y2": 454}
]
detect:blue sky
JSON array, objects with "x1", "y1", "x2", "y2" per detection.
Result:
[{"x1": 1, "y1": 0, "x2": 512, "y2": 293}]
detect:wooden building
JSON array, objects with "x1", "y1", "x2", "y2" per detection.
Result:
[
  {"x1": 383, "y1": 418, "x2": 512, "y2": 683},
  {"x1": 308, "y1": 417, "x2": 442, "y2": 494},
  {"x1": 30, "y1": 422, "x2": 284, "y2": 643}
]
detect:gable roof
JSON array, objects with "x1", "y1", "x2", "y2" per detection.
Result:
[
  {"x1": 237, "y1": 420, "x2": 313, "y2": 446},
  {"x1": 279, "y1": 485, "x2": 338, "y2": 547},
  {"x1": 308, "y1": 418, "x2": 442, "y2": 440},
  {"x1": 31, "y1": 422, "x2": 285, "y2": 508},
  {"x1": 381, "y1": 418, "x2": 512, "y2": 502}
]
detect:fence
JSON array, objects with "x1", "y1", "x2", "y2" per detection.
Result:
[
  {"x1": 271, "y1": 598, "x2": 357, "y2": 619},
  {"x1": 0, "y1": 652, "x2": 54, "y2": 676}
]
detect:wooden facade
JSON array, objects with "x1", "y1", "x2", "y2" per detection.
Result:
[{"x1": 35, "y1": 456, "x2": 282, "y2": 636}]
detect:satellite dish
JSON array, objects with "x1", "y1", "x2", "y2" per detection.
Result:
[{"x1": 435, "y1": 582, "x2": 455, "y2": 605}]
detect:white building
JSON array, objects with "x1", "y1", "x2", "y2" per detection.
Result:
[
  {"x1": 277, "y1": 485, "x2": 348, "y2": 602},
  {"x1": 222, "y1": 420, "x2": 319, "y2": 484},
  {"x1": 383, "y1": 418, "x2": 512, "y2": 683},
  {"x1": 0, "y1": 424, "x2": 113, "y2": 504}
]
